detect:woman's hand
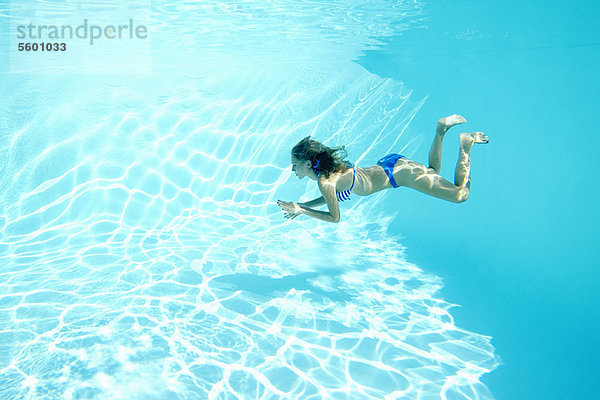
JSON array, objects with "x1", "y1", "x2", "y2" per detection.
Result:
[{"x1": 277, "y1": 200, "x2": 304, "y2": 220}]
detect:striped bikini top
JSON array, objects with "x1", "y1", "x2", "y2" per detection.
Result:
[{"x1": 336, "y1": 165, "x2": 356, "y2": 202}]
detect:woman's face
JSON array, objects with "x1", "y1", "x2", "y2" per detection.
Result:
[{"x1": 291, "y1": 155, "x2": 313, "y2": 179}]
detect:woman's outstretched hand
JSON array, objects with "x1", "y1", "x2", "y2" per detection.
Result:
[{"x1": 277, "y1": 200, "x2": 303, "y2": 220}]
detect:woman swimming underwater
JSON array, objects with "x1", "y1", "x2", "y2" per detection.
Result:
[{"x1": 277, "y1": 115, "x2": 489, "y2": 223}]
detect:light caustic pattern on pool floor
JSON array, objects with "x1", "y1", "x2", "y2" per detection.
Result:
[{"x1": 0, "y1": 63, "x2": 498, "y2": 399}]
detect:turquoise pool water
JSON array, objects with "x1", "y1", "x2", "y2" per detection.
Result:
[{"x1": 1, "y1": 1, "x2": 598, "y2": 399}]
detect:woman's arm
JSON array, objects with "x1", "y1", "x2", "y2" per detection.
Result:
[
  {"x1": 296, "y1": 179, "x2": 340, "y2": 223},
  {"x1": 277, "y1": 179, "x2": 340, "y2": 223},
  {"x1": 277, "y1": 200, "x2": 338, "y2": 223},
  {"x1": 297, "y1": 204, "x2": 339, "y2": 223},
  {"x1": 299, "y1": 196, "x2": 326, "y2": 208}
]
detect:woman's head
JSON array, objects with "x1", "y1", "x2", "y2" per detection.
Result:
[{"x1": 291, "y1": 136, "x2": 348, "y2": 179}]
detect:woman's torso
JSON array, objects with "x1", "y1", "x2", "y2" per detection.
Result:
[{"x1": 329, "y1": 164, "x2": 395, "y2": 197}]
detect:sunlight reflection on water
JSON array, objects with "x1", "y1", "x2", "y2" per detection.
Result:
[{"x1": 0, "y1": 1, "x2": 498, "y2": 399}]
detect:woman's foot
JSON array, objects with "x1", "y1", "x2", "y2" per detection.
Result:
[
  {"x1": 459, "y1": 132, "x2": 490, "y2": 151},
  {"x1": 437, "y1": 114, "x2": 467, "y2": 135}
]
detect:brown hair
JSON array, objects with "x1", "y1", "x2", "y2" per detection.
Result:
[{"x1": 291, "y1": 136, "x2": 350, "y2": 178}]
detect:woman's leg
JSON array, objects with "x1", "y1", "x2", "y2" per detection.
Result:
[
  {"x1": 394, "y1": 132, "x2": 489, "y2": 203},
  {"x1": 428, "y1": 114, "x2": 467, "y2": 173},
  {"x1": 452, "y1": 132, "x2": 489, "y2": 200}
]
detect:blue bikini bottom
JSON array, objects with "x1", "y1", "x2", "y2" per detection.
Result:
[{"x1": 376, "y1": 153, "x2": 405, "y2": 188}]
